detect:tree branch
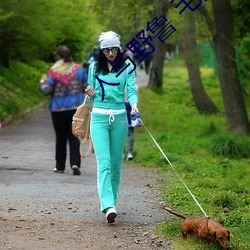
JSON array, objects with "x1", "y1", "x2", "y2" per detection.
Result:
[{"x1": 192, "y1": 0, "x2": 216, "y2": 37}]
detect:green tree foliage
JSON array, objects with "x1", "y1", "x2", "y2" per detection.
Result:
[
  {"x1": 232, "y1": 0, "x2": 250, "y2": 95},
  {"x1": 0, "y1": 0, "x2": 99, "y2": 67},
  {"x1": 92, "y1": 0, "x2": 155, "y2": 47},
  {"x1": 232, "y1": 0, "x2": 250, "y2": 39}
]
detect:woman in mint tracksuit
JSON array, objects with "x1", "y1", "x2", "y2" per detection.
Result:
[{"x1": 86, "y1": 31, "x2": 138, "y2": 223}]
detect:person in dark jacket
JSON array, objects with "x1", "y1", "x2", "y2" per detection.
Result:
[{"x1": 144, "y1": 44, "x2": 152, "y2": 74}]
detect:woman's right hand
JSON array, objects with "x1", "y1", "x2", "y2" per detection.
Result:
[
  {"x1": 85, "y1": 86, "x2": 95, "y2": 97},
  {"x1": 131, "y1": 103, "x2": 138, "y2": 116}
]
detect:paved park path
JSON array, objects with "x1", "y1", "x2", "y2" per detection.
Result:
[{"x1": 0, "y1": 70, "x2": 173, "y2": 250}]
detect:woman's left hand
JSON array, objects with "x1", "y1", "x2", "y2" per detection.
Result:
[{"x1": 131, "y1": 103, "x2": 138, "y2": 116}]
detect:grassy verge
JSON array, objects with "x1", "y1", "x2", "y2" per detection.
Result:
[
  {"x1": 1, "y1": 58, "x2": 249, "y2": 249},
  {"x1": 129, "y1": 59, "x2": 250, "y2": 250},
  {"x1": 0, "y1": 60, "x2": 50, "y2": 125}
]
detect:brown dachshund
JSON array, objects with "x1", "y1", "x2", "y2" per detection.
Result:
[{"x1": 162, "y1": 207, "x2": 231, "y2": 249}]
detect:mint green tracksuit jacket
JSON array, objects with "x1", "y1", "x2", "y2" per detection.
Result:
[{"x1": 87, "y1": 62, "x2": 138, "y2": 212}]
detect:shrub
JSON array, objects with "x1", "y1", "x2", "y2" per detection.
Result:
[
  {"x1": 210, "y1": 135, "x2": 250, "y2": 159},
  {"x1": 210, "y1": 191, "x2": 237, "y2": 209}
]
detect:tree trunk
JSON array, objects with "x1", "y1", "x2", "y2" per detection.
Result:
[
  {"x1": 184, "y1": 13, "x2": 218, "y2": 114},
  {"x1": 212, "y1": 0, "x2": 250, "y2": 134},
  {"x1": 148, "y1": 0, "x2": 168, "y2": 90}
]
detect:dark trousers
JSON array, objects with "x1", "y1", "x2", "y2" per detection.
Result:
[
  {"x1": 51, "y1": 110, "x2": 80, "y2": 171},
  {"x1": 125, "y1": 102, "x2": 134, "y2": 152},
  {"x1": 144, "y1": 59, "x2": 151, "y2": 74},
  {"x1": 127, "y1": 127, "x2": 134, "y2": 152}
]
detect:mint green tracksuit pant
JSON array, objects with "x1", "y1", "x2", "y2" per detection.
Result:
[{"x1": 90, "y1": 111, "x2": 128, "y2": 212}]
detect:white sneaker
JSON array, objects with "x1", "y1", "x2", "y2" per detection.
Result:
[
  {"x1": 127, "y1": 152, "x2": 133, "y2": 160},
  {"x1": 72, "y1": 165, "x2": 81, "y2": 175},
  {"x1": 53, "y1": 168, "x2": 64, "y2": 173},
  {"x1": 105, "y1": 207, "x2": 117, "y2": 223}
]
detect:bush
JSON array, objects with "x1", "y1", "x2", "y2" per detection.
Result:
[
  {"x1": 0, "y1": 60, "x2": 48, "y2": 123},
  {"x1": 210, "y1": 191, "x2": 237, "y2": 209},
  {"x1": 210, "y1": 135, "x2": 250, "y2": 159}
]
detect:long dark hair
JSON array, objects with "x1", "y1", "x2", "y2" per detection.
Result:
[{"x1": 95, "y1": 48, "x2": 126, "y2": 75}]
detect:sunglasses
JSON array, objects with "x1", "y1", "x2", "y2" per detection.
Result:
[{"x1": 102, "y1": 47, "x2": 119, "y2": 55}]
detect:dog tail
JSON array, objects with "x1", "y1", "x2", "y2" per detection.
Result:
[{"x1": 162, "y1": 206, "x2": 187, "y2": 220}]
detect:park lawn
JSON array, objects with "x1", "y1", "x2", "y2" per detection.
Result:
[
  {"x1": 1, "y1": 57, "x2": 249, "y2": 249},
  {"x1": 129, "y1": 59, "x2": 250, "y2": 250},
  {"x1": 0, "y1": 60, "x2": 49, "y2": 122}
]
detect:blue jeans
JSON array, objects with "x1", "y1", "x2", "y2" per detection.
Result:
[{"x1": 90, "y1": 111, "x2": 128, "y2": 212}]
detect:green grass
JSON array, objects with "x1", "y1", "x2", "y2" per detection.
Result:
[
  {"x1": 0, "y1": 60, "x2": 50, "y2": 123},
  {"x1": 1, "y1": 58, "x2": 249, "y2": 249},
  {"x1": 128, "y1": 59, "x2": 250, "y2": 250}
]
